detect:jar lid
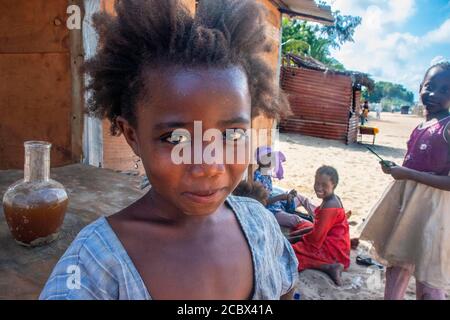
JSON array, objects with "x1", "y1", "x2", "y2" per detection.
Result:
[{"x1": 24, "y1": 141, "x2": 52, "y2": 148}]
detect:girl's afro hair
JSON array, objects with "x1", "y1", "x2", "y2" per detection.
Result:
[{"x1": 84, "y1": 0, "x2": 291, "y2": 135}]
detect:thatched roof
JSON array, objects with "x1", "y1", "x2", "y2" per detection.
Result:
[{"x1": 284, "y1": 53, "x2": 375, "y2": 91}]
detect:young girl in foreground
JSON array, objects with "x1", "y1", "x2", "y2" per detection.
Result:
[
  {"x1": 360, "y1": 62, "x2": 450, "y2": 300},
  {"x1": 40, "y1": 0, "x2": 298, "y2": 300},
  {"x1": 290, "y1": 166, "x2": 350, "y2": 286}
]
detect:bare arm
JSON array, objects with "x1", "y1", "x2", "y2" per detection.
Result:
[
  {"x1": 295, "y1": 194, "x2": 317, "y2": 215},
  {"x1": 266, "y1": 193, "x2": 288, "y2": 205},
  {"x1": 382, "y1": 163, "x2": 450, "y2": 191},
  {"x1": 404, "y1": 168, "x2": 450, "y2": 191},
  {"x1": 280, "y1": 288, "x2": 295, "y2": 300}
]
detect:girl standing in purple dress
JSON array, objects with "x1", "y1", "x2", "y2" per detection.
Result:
[{"x1": 360, "y1": 62, "x2": 450, "y2": 300}]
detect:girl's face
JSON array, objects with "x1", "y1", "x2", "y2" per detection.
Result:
[
  {"x1": 118, "y1": 66, "x2": 251, "y2": 216},
  {"x1": 314, "y1": 173, "x2": 335, "y2": 199},
  {"x1": 420, "y1": 67, "x2": 450, "y2": 115},
  {"x1": 257, "y1": 152, "x2": 273, "y2": 168}
]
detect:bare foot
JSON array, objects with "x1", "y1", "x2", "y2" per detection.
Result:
[
  {"x1": 346, "y1": 210, "x2": 352, "y2": 219},
  {"x1": 317, "y1": 263, "x2": 344, "y2": 286},
  {"x1": 351, "y1": 238, "x2": 360, "y2": 250}
]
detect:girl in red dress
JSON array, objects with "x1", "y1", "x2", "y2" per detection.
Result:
[{"x1": 290, "y1": 166, "x2": 350, "y2": 286}]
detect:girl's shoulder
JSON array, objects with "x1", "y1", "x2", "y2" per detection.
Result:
[
  {"x1": 227, "y1": 195, "x2": 284, "y2": 241},
  {"x1": 39, "y1": 217, "x2": 147, "y2": 300},
  {"x1": 320, "y1": 195, "x2": 344, "y2": 210},
  {"x1": 226, "y1": 196, "x2": 298, "y2": 297},
  {"x1": 445, "y1": 118, "x2": 450, "y2": 144},
  {"x1": 55, "y1": 217, "x2": 122, "y2": 268},
  {"x1": 228, "y1": 195, "x2": 273, "y2": 222}
]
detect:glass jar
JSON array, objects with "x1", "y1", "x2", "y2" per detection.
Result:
[{"x1": 2, "y1": 141, "x2": 68, "y2": 246}]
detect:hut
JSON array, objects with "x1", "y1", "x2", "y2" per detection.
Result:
[
  {"x1": 401, "y1": 105, "x2": 411, "y2": 115},
  {"x1": 280, "y1": 54, "x2": 374, "y2": 144},
  {"x1": 0, "y1": 0, "x2": 333, "y2": 171}
]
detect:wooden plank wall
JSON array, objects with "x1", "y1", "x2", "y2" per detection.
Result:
[
  {"x1": 347, "y1": 90, "x2": 361, "y2": 144},
  {"x1": 252, "y1": 0, "x2": 281, "y2": 142},
  {"x1": 280, "y1": 66, "x2": 354, "y2": 143},
  {"x1": 99, "y1": 0, "x2": 139, "y2": 173},
  {"x1": 247, "y1": 0, "x2": 281, "y2": 178},
  {"x1": 0, "y1": 0, "x2": 75, "y2": 169}
]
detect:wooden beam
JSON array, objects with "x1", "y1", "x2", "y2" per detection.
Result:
[
  {"x1": 68, "y1": 0, "x2": 85, "y2": 163},
  {"x1": 278, "y1": 7, "x2": 334, "y2": 25}
]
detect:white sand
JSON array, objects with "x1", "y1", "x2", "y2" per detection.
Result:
[{"x1": 276, "y1": 113, "x2": 449, "y2": 300}]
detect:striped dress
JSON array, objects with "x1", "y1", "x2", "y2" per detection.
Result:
[{"x1": 39, "y1": 196, "x2": 298, "y2": 300}]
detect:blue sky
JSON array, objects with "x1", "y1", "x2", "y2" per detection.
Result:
[{"x1": 322, "y1": 0, "x2": 450, "y2": 100}]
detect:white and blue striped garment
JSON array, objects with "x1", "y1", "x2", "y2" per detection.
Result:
[{"x1": 39, "y1": 196, "x2": 298, "y2": 300}]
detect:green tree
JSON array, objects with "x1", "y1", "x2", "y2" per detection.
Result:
[
  {"x1": 318, "y1": 2, "x2": 362, "y2": 49},
  {"x1": 282, "y1": 6, "x2": 361, "y2": 70},
  {"x1": 362, "y1": 81, "x2": 415, "y2": 106}
]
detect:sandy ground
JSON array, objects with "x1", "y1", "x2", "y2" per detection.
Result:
[{"x1": 275, "y1": 113, "x2": 449, "y2": 300}]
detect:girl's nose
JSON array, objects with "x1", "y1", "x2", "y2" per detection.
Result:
[{"x1": 189, "y1": 162, "x2": 226, "y2": 178}]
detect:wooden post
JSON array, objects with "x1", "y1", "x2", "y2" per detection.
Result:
[{"x1": 69, "y1": 0, "x2": 85, "y2": 163}]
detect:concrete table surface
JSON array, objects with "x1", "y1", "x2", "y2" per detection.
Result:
[{"x1": 0, "y1": 164, "x2": 146, "y2": 299}]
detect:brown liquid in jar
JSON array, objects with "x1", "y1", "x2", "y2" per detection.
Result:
[{"x1": 4, "y1": 196, "x2": 68, "y2": 246}]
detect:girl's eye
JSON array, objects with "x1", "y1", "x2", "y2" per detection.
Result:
[
  {"x1": 425, "y1": 83, "x2": 434, "y2": 91},
  {"x1": 224, "y1": 128, "x2": 248, "y2": 142},
  {"x1": 161, "y1": 130, "x2": 191, "y2": 145}
]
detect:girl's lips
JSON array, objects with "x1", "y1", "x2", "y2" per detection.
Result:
[
  {"x1": 182, "y1": 188, "x2": 226, "y2": 204},
  {"x1": 315, "y1": 191, "x2": 325, "y2": 198},
  {"x1": 425, "y1": 103, "x2": 441, "y2": 111},
  {"x1": 422, "y1": 98, "x2": 441, "y2": 109}
]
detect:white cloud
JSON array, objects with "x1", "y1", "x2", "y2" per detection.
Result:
[
  {"x1": 430, "y1": 55, "x2": 448, "y2": 66},
  {"x1": 323, "y1": 0, "x2": 449, "y2": 98},
  {"x1": 425, "y1": 19, "x2": 450, "y2": 44},
  {"x1": 329, "y1": 0, "x2": 416, "y2": 25}
]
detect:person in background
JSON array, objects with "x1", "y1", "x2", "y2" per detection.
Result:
[
  {"x1": 233, "y1": 180, "x2": 269, "y2": 206},
  {"x1": 360, "y1": 100, "x2": 370, "y2": 125},
  {"x1": 360, "y1": 62, "x2": 450, "y2": 300},
  {"x1": 253, "y1": 146, "x2": 303, "y2": 229},
  {"x1": 290, "y1": 166, "x2": 351, "y2": 286},
  {"x1": 376, "y1": 104, "x2": 382, "y2": 120}
]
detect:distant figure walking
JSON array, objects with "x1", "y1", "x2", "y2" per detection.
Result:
[
  {"x1": 360, "y1": 100, "x2": 370, "y2": 125},
  {"x1": 375, "y1": 104, "x2": 382, "y2": 120}
]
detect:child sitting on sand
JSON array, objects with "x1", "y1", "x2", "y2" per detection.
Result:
[
  {"x1": 40, "y1": 0, "x2": 298, "y2": 300},
  {"x1": 253, "y1": 146, "x2": 303, "y2": 228},
  {"x1": 290, "y1": 166, "x2": 351, "y2": 286},
  {"x1": 233, "y1": 180, "x2": 270, "y2": 206}
]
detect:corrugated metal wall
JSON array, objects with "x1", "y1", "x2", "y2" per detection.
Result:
[{"x1": 280, "y1": 66, "x2": 358, "y2": 143}]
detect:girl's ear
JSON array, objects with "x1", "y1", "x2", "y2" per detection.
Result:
[{"x1": 116, "y1": 116, "x2": 140, "y2": 157}]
